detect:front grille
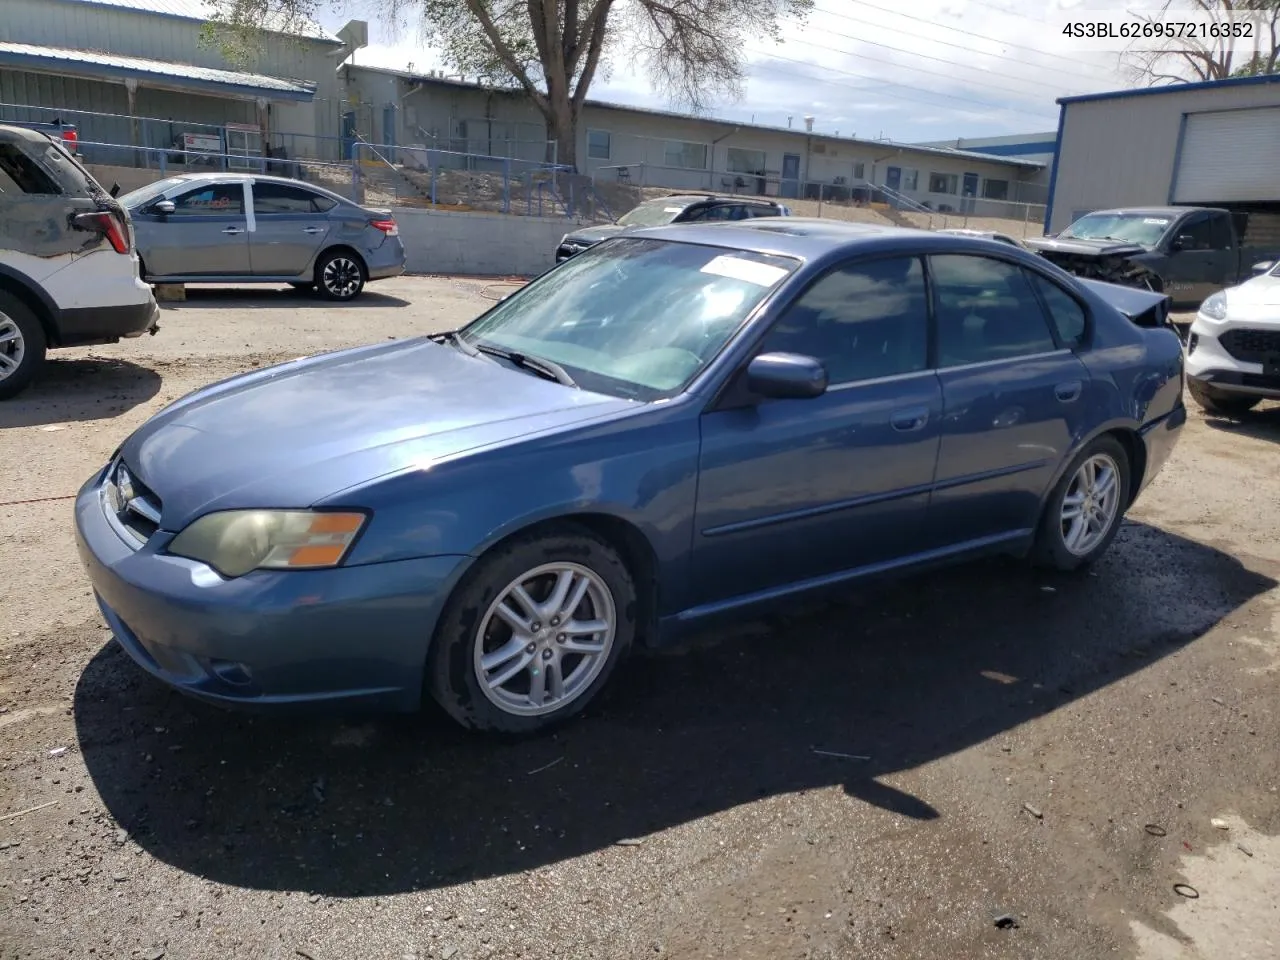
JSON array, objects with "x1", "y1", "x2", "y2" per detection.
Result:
[
  {"x1": 103, "y1": 459, "x2": 163, "y2": 544},
  {"x1": 1219, "y1": 327, "x2": 1280, "y2": 363}
]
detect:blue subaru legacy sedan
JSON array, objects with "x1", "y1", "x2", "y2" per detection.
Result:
[{"x1": 75, "y1": 220, "x2": 1186, "y2": 733}]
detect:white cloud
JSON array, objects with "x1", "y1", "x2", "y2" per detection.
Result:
[{"x1": 322, "y1": 0, "x2": 1156, "y2": 141}]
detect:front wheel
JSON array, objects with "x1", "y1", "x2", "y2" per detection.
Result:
[
  {"x1": 427, "y1": 527, "x2": 635, "y2": 734},
  {"x1": 0, "y1": 292, "x2": 47, "y2": 401},
  {"x1": 1188, "y1": 380, "x2": 1260, "y2": 417},
  {"x1": 1032, "y1": 436, "x2": 1131, "y2": 572},
  {"x1": 314, "y1": 250, "x2": 366, "y2": 301}
]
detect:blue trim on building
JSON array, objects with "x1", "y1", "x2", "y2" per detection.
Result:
[
  {"x1": 1058, "y1": 73, "x2": 1280, "y2": 106},
  {"x1": 1167, "y1": 113, "x2": 1190, "y2": 204},
  {"x1": 951, "y1": 140, "x2": 1057, "y2": 157},
  {"x1": 0, "y1": 49, "x2": 315, "y2": 101},
  {"x1": 1043, "y1": 104, "x2": 1066, "y2": 232}
]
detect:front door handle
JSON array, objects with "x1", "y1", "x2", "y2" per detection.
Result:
[
  {"x1": 1055, "y1": 380, "x2": 1083, "y2": 403},
  {"x1": 222, "y1": 226, "x2": 244, "y2": 235},
  {"x1": 302, "y1": 226, "x2": 325, "y2": 234},
  {"x1": 890, "y1": 407, "x2": 929, "y2": 432}
]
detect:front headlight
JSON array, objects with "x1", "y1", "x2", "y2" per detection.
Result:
[
  {"x1": 1198, "y1": 291, "x2": 1228, "y2": 322},
  {"x1": 168, "y1": 510, "x2": 367, "y2": 578}
]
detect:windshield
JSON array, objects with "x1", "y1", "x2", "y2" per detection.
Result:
[
  {"x1": 1059, "y1": 213, "x2": 1171, "y2": 246},
  {"x1": 617, "y1": 200, "x2": 687, "y2": 228},
  {"x1": 459, "y1": 238, "x2": 798, "y2": 400},
  {"x1": 118, "y1": 177, "x2": 187, "y2": 209}
]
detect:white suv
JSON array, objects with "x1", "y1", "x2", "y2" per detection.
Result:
[
  {"x1": 1, "y1": 124, "x2": 158, "y2": 400},
  {"x1": 1185, "y1": 261, "x2": 1280, "y2": 416}
]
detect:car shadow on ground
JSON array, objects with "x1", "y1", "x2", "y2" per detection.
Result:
[
  {"x1": 3, "y1": 357, "x2": 161, "y2": 427},
  {"x1": 164, "y1": 287, "x2": 412, "y2": 309},
  {"x1": 75, "y1": 521, "x2": 1274, "y2": 896},
  {"x1": 1202, "y1": 405, "x2": 1280, "y2": 444}
]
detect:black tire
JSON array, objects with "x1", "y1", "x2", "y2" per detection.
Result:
[
  {"x1": 314, "y1": 250, "x2": 366, "y2": 301},
  {"x1": 1188, "y1": 380, "x2": 1260, "y2": 417},
  {"x1": 1031, "y1": 435, "x2": 1131, "y2": 572},
  {"x1": 0, "y1": 291, "x2": 48, "y2": 401},
  {"x1": 427, "y1": 526, "x2": 636, "y2": 734}
]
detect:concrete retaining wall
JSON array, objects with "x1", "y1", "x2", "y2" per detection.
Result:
[{"x1": 394, "y1": 207, "x2": 570, "y2": 277}]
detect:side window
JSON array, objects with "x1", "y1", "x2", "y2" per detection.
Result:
[
  {"x1": 678, "y1": 206, "x2": 709, "y2": 222},
  {"x1": 171, "y1": 183, "x2": 244, "y2": 216},
  {"x1": 1177, "y1": 215, "x2": 1214, "y2": 250},
  {"x1": 253, "y1": 182, "x2": 331, "y2": 214},
  {"x1": 1029, "y1": 273, "x2": 1087, "y2": 347},
  {"x1": 0, "y1": 144, "x2": 60, "y2": 194},
  {"x1": 759, "y1": 256, "x2": 929, "y2": 385},
  {"x1": 931, "y1": 255, "x2": 1057, "y2": 367},
  {"x1": 1208, "y1": 213, "x2": 1233, "y2": 250}
]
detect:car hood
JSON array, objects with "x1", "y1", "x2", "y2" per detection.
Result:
[
  {"x1": 120, "y1": 339, "x2": 636, "y2": 529},
  {"x1": 1226, "y1": 273, "x2": 1280, "y2": 307},
  {"x1": 1025, "y1": 236, "x2": 1148, "y2": 258},
  {"x1": 565, "y1": 224, "x2": 629, "y2": 243}
]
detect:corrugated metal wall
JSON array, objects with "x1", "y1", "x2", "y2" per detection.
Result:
[
  {"x1": 1, "y1": 0, "x2": 345, "y2": 157},
  {"x1": 1050, "y1": 82, "x2": 1280, "y2": 232}
]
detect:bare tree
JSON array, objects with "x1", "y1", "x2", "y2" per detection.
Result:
[
  {"x1": 207, "y1": 0, "x2": 812, "y2": 168},
  {"x1": 1121, "y1": 0, "x2": 1280, "y2": 84}
]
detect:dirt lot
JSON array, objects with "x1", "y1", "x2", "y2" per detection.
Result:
[{"x1": 2, "y1": 280, "x2": 1279, "y2": 960}]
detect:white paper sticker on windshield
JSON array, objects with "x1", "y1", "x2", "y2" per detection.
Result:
[
  {"x1": 1143, "y1": 218, "x2": 1169, "y2": 225},
  {"x1": 663, "y1": 206, "x2": 683, "y2": 213},
  {"x1": 700, "y1": 255, "x2": 788, "y2": 287}
]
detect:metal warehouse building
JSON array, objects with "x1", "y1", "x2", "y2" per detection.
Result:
[{"x1": 1046, "y1": 74, "x2": 1280, "y2": 233}]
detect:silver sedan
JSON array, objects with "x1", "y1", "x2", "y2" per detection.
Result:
[{"x1": 120, "y1": 173, "x2": 406, "y2": 301}]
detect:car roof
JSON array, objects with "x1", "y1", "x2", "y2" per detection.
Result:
[
  {"x1": 0, "y1": 123, "x2": 61, "y2": 147},
  {"x1": 156, "y1": 171, "x2": 348, "y2": 192},
  {"x1": 1085, "y1": 206, "x2": 1221, "y2": 218},
  {"x1": 633, "y1": 217, "x2": 953, "y2": 261},
  {"x1": 646, "y1": 193, "x2": 781, "y2": 208}
]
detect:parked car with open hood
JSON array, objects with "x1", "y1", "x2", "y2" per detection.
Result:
[
  {"x1": 1185, "y1": 259, "x2": 1280, "y2": 415},
  {"x1": 75, "y1": 220, "x2": 1185, "y2": 734},
  {"x1": 1, "y1": 123, "x2": 157, "y2": 400},
  {"x1": 1026, "y1": 206, "x2": 1280, "y2": 308},
  {"x1": 119, "y1": 173, "x2": 405, "y2": 301},
  {"x1": 555, "y1": 194, "x2": 791, "y2": 262}
]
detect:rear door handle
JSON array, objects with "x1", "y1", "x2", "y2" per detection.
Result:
[
  {"x1": 890, "y1": 407, "x2": 929, "y2": 432},
  {"x1": 222, "y1": 226, "x2": 244, "y2": 235},
  {"x1": 1055, "y1": 380, "x2": 1083, "y2": 403}
]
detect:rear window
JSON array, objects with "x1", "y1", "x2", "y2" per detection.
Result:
[{"x1": 0, "y1": 144, "x2": 60, "y2": 195}]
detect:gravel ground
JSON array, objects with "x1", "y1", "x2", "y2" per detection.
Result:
[{"x1": 1, "y1": 285, "x2": 1278, "y2": 960}]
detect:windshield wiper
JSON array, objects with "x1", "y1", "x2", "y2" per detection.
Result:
[
  {"x1": 475, "y1": 342, "x2": 578, "y2": 388},
  {"x1": 433, "y1": 330, "x2": 481, "y2": 358}
]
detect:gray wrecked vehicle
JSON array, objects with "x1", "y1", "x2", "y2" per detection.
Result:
[{"x1": 1026, "y1": 206, "x2": 1280, "y2": 309}]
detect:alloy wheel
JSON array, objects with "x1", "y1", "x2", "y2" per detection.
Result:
[
  {"x1": 0, "y1": 313, "x2": 25, "y2": 384},
  {"x1": 473, "y1": 562, "x2": 617, "y2": 717},
  {"x1": 1060, "y1": 453, "x2": 1121, "y2": 556},
  {"x1": 321, "y1": 257, "x2": 362, "y2": 299}
]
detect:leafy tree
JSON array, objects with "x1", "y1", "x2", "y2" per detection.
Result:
[
  {"x1": 207, "y1": 0, "x2": 813, "y2": 168},
  {"x1": 1122, "y1": 0, "x2": 1280, "y2": 84}
]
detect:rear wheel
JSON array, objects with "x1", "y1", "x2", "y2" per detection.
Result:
[
  {"x1": 314, "y1": 250, "x2": 365, "y2": 301},
  {"x1": 427, "y1": 527, "x2": 635, "y2": 734},
  {"x1": 0, "y1": 291, "x2": 47, "y2": 401},
  {"x1": 1031, "y1": 435, "x2": 1131, "y2": 572},
  {"x1": 1188, "y1": 380, "x2": 1260, "y2": 417}
]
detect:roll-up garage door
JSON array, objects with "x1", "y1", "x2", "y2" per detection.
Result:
[{"x1": 1172, "y1": 107, "x2": 1280, "y2": 203}]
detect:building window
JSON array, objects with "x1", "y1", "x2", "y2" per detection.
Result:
[
  {"x1": 726, "y1": 147, "x2": 766, "y2": 174},
  {"x1": 852, "y1": 161, "x2": 865, "y2": 180},
  {"x1": 928, "y1": 172, "x2": 959, "y2": 194},
  {"x1": 587, "y1": 129, "x2": 611, "y2": 161},
  {"x1": 663, "y1": 140, "x2": 708, "y2": 169},
  {"x1": 902, "y1": 168, "x2": 919, "y2": 191},
  {"x1": 983, "y1": 178, "x2": 1009, "y2": 201}
]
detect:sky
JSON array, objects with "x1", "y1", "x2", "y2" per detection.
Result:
[{"x1": 314, "y1": 1, "x2": 1170, "y2": 143}]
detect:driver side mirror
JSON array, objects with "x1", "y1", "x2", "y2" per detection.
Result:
[
  {"x1": 1251, "y1": 260, "x2": 1275, "y2": 276},
  {"x1": 151, "y1": 199, "x2": 176, "y2": 215},
  {"x1": 1171, "y1": 233, "x2": 1196, "y2": 252},
  {"x1": 746, "y1": 352, "x2": 828, "y2": 400}
]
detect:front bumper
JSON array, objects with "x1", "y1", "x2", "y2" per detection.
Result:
[
  {"x1": 73, "y1": 466, "x2": 471, "y2": 712},
  {"x1": 1186, "y1": 316, "x2": 1280, "y2": 398}
]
